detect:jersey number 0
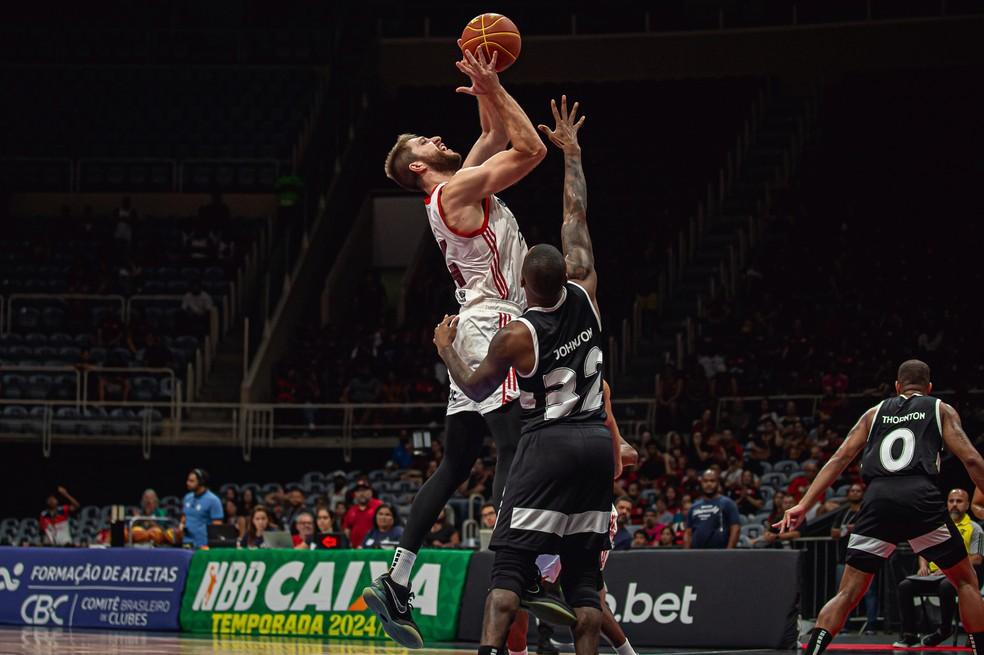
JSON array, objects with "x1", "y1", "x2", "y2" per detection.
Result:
[
  {"x1": 879, "y1": 427, "x2": 916, "y2": 472},
  {"x1": 542, "y1": 346, "x2": 604, "y2": 420}
]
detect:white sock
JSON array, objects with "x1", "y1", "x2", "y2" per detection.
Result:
[
  {"x1": 615, "y1": 639, "x2": 637, "y2": 655},
  {"x1": 389, "y1": 547, "x2": 417, "y2": 587},
  {"x1": 508, "y1": 649, "x2": 528, "y2": 655}
]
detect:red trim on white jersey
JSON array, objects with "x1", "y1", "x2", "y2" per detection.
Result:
[
  {"x1": 428, "y1": 185, "x2": 490, "y2": 239},
  {"x1": 482, "y1": 227, "x2": 509, "y2": 299}
]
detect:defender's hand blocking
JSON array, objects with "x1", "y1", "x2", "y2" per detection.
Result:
[
  {"x1": 433, "y1": 314, "x2": 460, "y2": 350},
  {"x1": 775, "y1": 503, "x2": 807, "y2": 533},
  {"x1": 455, "y1": 46, "x2": 500, "y2": 96},
  {"x1": 538, "y1": 95, "x2": 586, "y2": 153}
]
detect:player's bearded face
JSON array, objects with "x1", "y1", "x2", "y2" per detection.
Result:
[{"x1": 421, "y1": 148, "x2": 462, "y2": 173}]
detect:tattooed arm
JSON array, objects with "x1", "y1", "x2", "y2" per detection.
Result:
[{"x1": 538, "y1": 95, "x2": 598, "y2": 304}]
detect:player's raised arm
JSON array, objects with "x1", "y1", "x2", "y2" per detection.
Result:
[
  {"x1": 940, "y1": 403, "x2": 984, "y2": 492},
  {"x1": 460, "y1": 40, "x2": 509, "y2": 169},
  {"x1": 442, "y1": 49, "x2": 546, "y2": 211},
  {"x1": 433, "y1": 314, "x2": 534, "y2": 402},
  {"x1": 538, "y1": 96, "x2": 597, "y2": 302},
  {"x1": 776, "y1": 407, "x2": 875, "y2": 532}
]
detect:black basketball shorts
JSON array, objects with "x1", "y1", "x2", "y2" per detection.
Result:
[
  {"x1": 846, "y1": 476, "x2": 966, "y2": 573},
  {"x1": 490, "y1": 422, "x2": 614, "y2": 554}
]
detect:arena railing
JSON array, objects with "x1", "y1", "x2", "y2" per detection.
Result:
[{"x1": 0, "y1": 396, "x2": 655, "y2": 462}]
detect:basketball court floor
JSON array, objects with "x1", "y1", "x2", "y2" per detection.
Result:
[{"x1": 2, "y1": 626, "x2": 976, "y2": 654}]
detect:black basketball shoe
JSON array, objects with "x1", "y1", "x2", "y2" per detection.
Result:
[
  {"x1": 362, "y1": 573, "x2": 423, "y2": 649},
  {"x1": 520, "y1": 580, "x2": 577, "y2": 626}
]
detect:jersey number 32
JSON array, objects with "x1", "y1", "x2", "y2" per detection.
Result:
[{"x1": 542, "y1": 346, "x2": 604, "y2": 420}]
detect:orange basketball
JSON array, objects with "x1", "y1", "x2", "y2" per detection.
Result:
[{"x1": 460, "y1": 13, "x2": 521, "y2": 72}]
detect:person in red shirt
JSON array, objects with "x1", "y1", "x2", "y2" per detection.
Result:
[
  {"x1": 40, "y1": 485, "x2": 80, "y2": 546},
  {"x1": 343, "y1": 480, "x2": 382, "y2": 547},
  {"x1": 788, "y1": 461, "x2": 825, "y2": 503}
]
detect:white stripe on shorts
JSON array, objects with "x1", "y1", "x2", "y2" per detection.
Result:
[
  {"x1": 909, "y1": 524, "x2": 952, "y2": 553},
  {"x1": 848, "y1": 533, "x2": 896, "y2": 558},
  {"x1": 511, "y1": 507, "x2": 612, "y2": 536}
]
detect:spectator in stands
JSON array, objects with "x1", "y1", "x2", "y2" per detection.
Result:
[
  {"x1": 135, "y1": 488, "x2": 167, "y2": 520},
  {"x1": 722, "y1": 456, "x2": 744, "y2": 489},
  {"x1": 653, "y1": 497, "x2": 674, "y2": 525},
  {"x1": 653, "y1": 526, "x2": 677, "y2": 548},
  {"x1": 362, "y1": 504, "x2": 403, "y2": 549},
  {"x1": 731, "y1": 470, "x2": 765, "y2": 516},
  {"x1": 342, "y1": 480, "x2": 382, "y2": 548},
  {"x1": 480, "y1": 502, "x2": 497, "y2": 530},
  {"x1": 423, "y1": 506, "x2": 460, "y2": 548},
  {"x1": 343, "y1": 363, "x2": 381, "y2": 424},
  {"x1": 895, "y1": 489, "x2": 983, "y2": 647},
  {"x1": 314, "y1": 505, "x2": 334, "y2": 535},
  {"x1": 240, "y1": 506, "x2": 271, "y2": 549},
  {"x1": 241, "y1": 488, "x2": 257, "y2": 516},
  {"x1": 640, "y1": 509, "x2": 665, "y2": 543},
  {"x1": 181, "y1": 468, "x2": 223, "y2": 548},
  {"x1": 325, "y1": 473, "x2": 348, "y2": 509},
  {"x1": 292, "y1": 511, "x2": 316, "y2": 548},
  {"x1": 40, "y1": 485, "x2": 80, "y2": 546},
  {"x1": 98, "y1": 347, "x2": 131, "y2": 402},
  {"x1": 685, "y1": 470, "x2": 740, "y2": 549},
  {"x1": 392, "y1": 437, "x2": 413, "y2": 469},
  {"x1": 282, "y1": 485, "x2": 310, "y2": 531},
  {"x1": 631, "y1": 531, "x2": 649, "y2": 548},
  {"x1": 225, "y1": 500, "x2": 244, "y2": 538},
  {"x1": 613, "y1": 497, "x2": 634, "y2": 550},
  {"x1": 787, "y1": 461, "x2": 820, "y2": 503},
  {"x1": 180, "y1": 281, "x2": 214, "y2": 335}
]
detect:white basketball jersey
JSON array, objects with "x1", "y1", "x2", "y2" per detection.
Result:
[{"x1": 424, "y1": 182, "x2": 528, "y2": 309}]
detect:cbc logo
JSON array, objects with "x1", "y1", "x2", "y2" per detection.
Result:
[{"x1": 20, "y1": 595, "x2": 69, "y2": 626}]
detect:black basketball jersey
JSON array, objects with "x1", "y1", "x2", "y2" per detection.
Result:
[
  {"x1": 860, "y1": 394, "x2": 943, "y2": 481},
  {"x1": 514, "y1": 281, "x2": 607, "y2": 434}
]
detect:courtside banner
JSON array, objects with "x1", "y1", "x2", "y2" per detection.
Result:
[
  {"x1": 601, "y1": 549, "x2": 801, "y2": 648},
  {"x1": 0, "y1": 547, "x2": 192, "y2": 631},
  {"x1": 180, "y1": 549, "x2": 472, "y2": 641},
  {"x1": 457, "y1": 549, "x2": 801, "y2": 647}
]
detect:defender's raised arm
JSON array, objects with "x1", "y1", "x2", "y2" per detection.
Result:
[{"x1": 539, "y1": 96, "x2": 597, "y2": 301}]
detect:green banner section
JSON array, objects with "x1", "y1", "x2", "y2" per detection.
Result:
[{"x1": 179, "y1": 549, "x2": 473, "y2": 641}]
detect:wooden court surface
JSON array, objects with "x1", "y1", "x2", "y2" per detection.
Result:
[
  {"x1": 9, "y1": 625, "x2": 973, "y2": 655},
  {"x1": 0, "y1": 626, "x2": 779, "y2": 655}
]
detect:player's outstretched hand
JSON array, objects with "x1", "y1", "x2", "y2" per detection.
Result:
[
  {"x1": 433, "y1": 314, "x2": 460, "y2": 350},
  {"x1": 774, "y1": 503, "x2": 807, "y2": 533},
  {"x1": 455, "y1": 44, "x2": 500, "y2": 96},
  {"x1": 537, "y1": 95, "x2": 585, "y2": 154}
]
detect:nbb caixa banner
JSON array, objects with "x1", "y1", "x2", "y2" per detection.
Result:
[
  {"x1": 0, "y1": 548, "x2": 192, "y2": 631},
  {"x1": 180, "y1": 549, "x2": 472, "y2": 641}
]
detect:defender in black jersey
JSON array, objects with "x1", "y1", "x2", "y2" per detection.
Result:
[
  {"x1": 776, "y1": 360, "x2": 984, "y2": 655},
  {"x1": 434, "y1": 95, "x2": 609, "y2": 655}
]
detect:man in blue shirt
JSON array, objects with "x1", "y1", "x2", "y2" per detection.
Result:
[
  {"x1": 181, "y1": 468, "x2": 223, "y2": 548},
  {"x1": 685, "y1": 469, "x2": 740, "y2": 549}
]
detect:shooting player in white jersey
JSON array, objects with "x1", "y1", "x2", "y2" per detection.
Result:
[{"x1": 365, "y1": 48, "x2": 572, "y2": 650}]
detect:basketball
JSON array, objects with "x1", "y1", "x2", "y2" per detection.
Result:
[{"x1": 460, "y1": 13, "x2": 521, "y2": 72}]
